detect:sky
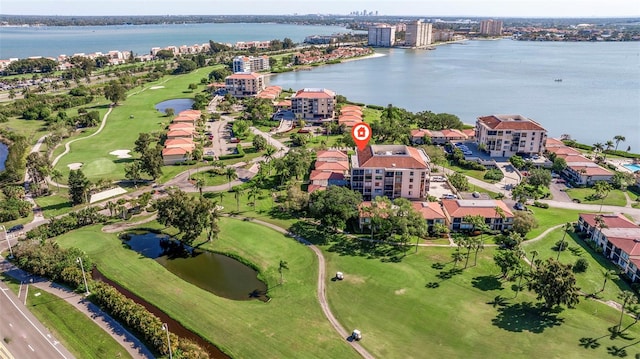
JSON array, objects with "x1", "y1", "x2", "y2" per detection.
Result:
[{"x1": 1, "y1": 0, "x2": 639, "y2": 18}]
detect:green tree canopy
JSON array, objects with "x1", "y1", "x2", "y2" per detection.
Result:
[
  {"x1": 527, "y1": 168, "x2": 552, "y2": 188},
  {"x1": 103, "y1": 80, "x2": 126, "y2": 105},
  {"x1": 528, "y1": 258, "x2": 580, "y2": 309},
  {"x1": 68, "y1": 169, "x2": 90, "y2": 205},
  {"x1": 310, "y1": 186, "x2": 362, "y2": 231},
  {"x1": 156, "y1": 189, "x2": 219, "y2": 245}
]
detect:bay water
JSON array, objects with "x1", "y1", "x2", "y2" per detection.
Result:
[{"x1": 1, "y1": 23, "x2": 638, "y2": 150}]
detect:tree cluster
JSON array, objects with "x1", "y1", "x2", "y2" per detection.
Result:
[
  {"x1": 156, "y1": 189, "x2": 220, "y2": 245},
  {"x1": 310, "y1": 186, "x2": 363, "y2": 231},
  {"x1": 26, "y1": 207, "x2": 106, "y2": 239}
]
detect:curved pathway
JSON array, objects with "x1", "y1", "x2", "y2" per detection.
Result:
[
  {"x1": 51, "y1": 106, "x2": 114, "y2": 169},
  {"x1": 223, "y1": 216, "x2": 375, "y2": 359}
]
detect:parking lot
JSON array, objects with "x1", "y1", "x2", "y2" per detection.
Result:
[{"x1": 428, "y1": 176, "x2": 458, "y2": 199}]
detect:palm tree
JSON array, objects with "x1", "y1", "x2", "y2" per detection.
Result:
[
  {"x1": 601, "y1": 270, "x2": 617, "y2": 293},
  {"x1": 613, "y1": 135, "x2": 626, "y2": 152},
  {"x1": 248, "y1": 185, "x2": 261, "y2": 209},
  {"x1": 225, "y1": 167, "x2": 238, "y2": 190},
  {"x1": 451, "y1": 250, "x2": 464, "y2": 269},
  {"x1": 234, "y1": 188, "x2": 245, "y2": 212},
  {"x1": 617, "y1": 291, "x2": 638, "y2": 333},
  {"x1": 50, "y1": 168, "x2": 63, "y2": 192},
  {"x1": 106, "y1": 201, "x2": 116, "y2": 217},
  {"x1": 264, "y1": 146, "x2": 276, "y2": 174},
  {"x1": 603, "y1": 140, "x2": 614, "y2": 161},
  {"x1": 195, "y1": 178, "x2": 205, "y2": 197},
  {"x1": 593, "y1": 142, "x2": 604, "y2": 156},
  {"x1": 278, "y1": 260, "x2": 289, "y2": 284},
  {"x1": 473, "y1": 238, "x2": 485, "y2": 267},
  {"x1": 556, "y1": 222, "x2": 573, "y2": 261},
  {"x1": 513, "y1": 265, "x2": 527, "y2": 298},
  {"x1": 593, "y1": 181, "x2": 612, "y2": 212}
]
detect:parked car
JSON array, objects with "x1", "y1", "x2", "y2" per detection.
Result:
[
  {"x1": 7, "y1": 224, "x2": 24, "y2": 233},
  {"x1": 442, "y1": 194, "x2": 458, "y2": 200},
  {"x1": 514, "y1": 202, "x2": 525, "y2": 211},
  {"x1": 229, "y1": 138, "x2": 241, "y2": 143},
  {"x1": 472, "y1": 191, "x2": 480, "y2": 198}
]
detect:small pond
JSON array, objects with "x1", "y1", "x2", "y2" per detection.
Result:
[
  {"x1": 155, "y1": 98, "x2": 195, "y2": 114},
  {"x1": 0, "y1": 142, "x2": 7, "y2": 172},
  {"x1": 123, "y1": 231, "x2": 268, "y2": 301}
]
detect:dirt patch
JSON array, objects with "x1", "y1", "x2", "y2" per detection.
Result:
[
  {"x1": 394, "y1": 288, "x2": 406, "y2": 295},
  {"x1": 344, "y1": 274, "x2": 365, "y2": 284},
  {"x1": 109, "y1": 149, "x2": 132, "y2": 159},
  {"x1": 149, "y1": 86, "x2": 165, "y2": 90},
  {"x1": 67, "y1": 162, "x2": 83, "y2": 170}
]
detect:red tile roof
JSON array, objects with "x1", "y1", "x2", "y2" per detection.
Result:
[
  {"x1": 462, "y1": 129, "x2": 476, "y2": 137},
  {"x1": 162, "y1": 147, "x2": 188, "y2": 156},
  {"x1": 316, "y1": 150, "x2": 348, "y2": 160},
  {"x1": 293, "y1": 88, "x2": 335, "y2": 99},
  {"x1": 355, "y1": 145, "x2": 428, "y2": 169},
  {"x1": 607, "y1": 237, "x2": 640, "y2": 256},
  {"x1": 548, "y1": 147, "x2": 583, "y2": 156},
  {"x1": 411, "y1": 202, "x2": 446, "y2": 220},
  {"x1": 580, "y1": 213, "x2": 638, "y2": 229},
  {"x1": 309, "y1": 170, "x2": 345, "y2": 181},
  {"x1": 567, "y1": 164, "x2": 613, "y2": 176},
  {"x1": 227, "y1": 72, "x2": 262, "y2": 80},
  {"x1": 557, "y1": 154, "x2": 590, "y2": 163},
  {"x1": 545, "y1": 138, "x2": 565, "y2": 147},
  {"x1": 478, "y1": 115, "x2": 546, "y2": 131},
  {"x1": 410, "y1": 129, "x2": 431, "y2": 138},
  {"x1": 167, "y1": 130, "x2": 193, "y2": 138},
  {"x1": 168, "y1": 123, "x2": 195, "y2": 131},
  {"x1": 441, "y1": 199, "x2": 514, "y2": 219},
  {"x1": 315, "y1": 161, "x2": 349, "y2": 171},
  {"x1": 172, "y1": 116, "x2": 197, "y2": 123}
]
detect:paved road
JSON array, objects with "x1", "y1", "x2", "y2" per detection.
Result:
[
  {"x1": 0, "y1": 278, "x2": 74, "y2": 359},
  {"x1": 0, "y1": 257, "x2": 153, "y2": 359}
]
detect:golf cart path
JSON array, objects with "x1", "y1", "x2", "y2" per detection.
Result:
[{"x1": 225, "y1": 215, "x2": 375, "y2": 359}]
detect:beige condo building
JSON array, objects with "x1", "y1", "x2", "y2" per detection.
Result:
[{"x1": 476, "y1": 114, "x2": 547, "y2": 158}]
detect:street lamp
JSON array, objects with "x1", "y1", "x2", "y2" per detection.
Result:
[
  {"x1": 162, "y1": 323, "x2": 173, "y2": 359},
  {"x1": 76, "y1": 257, "x2": 90, "y2": 296},
  {"x1": 0, "y1": 225, "x2": 13, "y2": 259}
]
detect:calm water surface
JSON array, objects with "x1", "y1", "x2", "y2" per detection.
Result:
[
  {"x1": 155, "y1": 98, "x2": 195, "y2": 114},
  {"x1": 0, "y1": 142, "x2": 7, "y2": 171},
  {"x1": 124, "y1": 231, "x2": 268, "y2": 301},
  {"x1": 0, "y1": 23, "x2": 353, "y2": 58},
  {"x1": 271, "y1": 40, "x2": 640, "y2": 149}
]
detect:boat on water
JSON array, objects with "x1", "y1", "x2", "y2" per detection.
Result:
[{"x1": 554, "y1": 79, "x2": 563, "y2": 82}]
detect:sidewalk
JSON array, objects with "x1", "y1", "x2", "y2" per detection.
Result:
[{"x1": 0, "y1": 257, "x2": 154, "y2": 359}]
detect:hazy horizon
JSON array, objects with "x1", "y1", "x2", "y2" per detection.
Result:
[{"x1": 2, "y1": 0, "x2": 638, "y2": 18}]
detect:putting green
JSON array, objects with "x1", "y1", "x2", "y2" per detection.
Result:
[{"x1": 81, "y1": 158, "x2": 118, "y2": 178}]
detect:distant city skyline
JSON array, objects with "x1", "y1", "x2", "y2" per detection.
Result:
[{"x1": 2, "y1": 0, "x2": 638, "y2": 18}]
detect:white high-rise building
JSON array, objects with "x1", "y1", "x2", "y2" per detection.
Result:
[
  {"x1": 368, "y1": 25, "x2": 396, "y2": 47},
  {"x1": 405, "y1": 20, "x2": 433, "y2": 47}
]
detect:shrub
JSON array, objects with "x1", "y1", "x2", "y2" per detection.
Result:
[
  {"x1": 573, "y1": 258, "x2": 589, "y2": 273},
  {"x1": 484, "y1": 169, "x2": 504, "y2": 182},
  {"x1": 533, "y1": 201, "x2": 549, "y2": 208}
]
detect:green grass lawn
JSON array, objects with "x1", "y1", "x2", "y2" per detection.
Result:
[
  {"x1": 565, "y1": 187, "x2": 627, "y2": 207},
  {"x1": 523, "y1": 228, "x2": 635, "y2": 302},
  {"x1": 189, "y1": 170, "x2": 229, "y2": 187},
  {"x1": 53, "y1": 66, "x2": 218, "y2": 183},
  {"x1": 444, "y1": 162, "x2": 489, "y2": 182},
  {"x1": 526, "y1": 207, "x2": 588, "y2": 239},
  {"x1": 26, "y1": 289, "x2": 133, "y2": 359},
  {"x1": 55, "y1": 219, "x2": 356, "y2": 359},
  {"x1": 33, "y1": 188, "x2": 74, "y2": 218},
  {"x1": 0, "y1": 116, "x2": 50, "y2": 143},
  {"x1": 323, "y1": 244, "x2": 640, "y2": 359}
]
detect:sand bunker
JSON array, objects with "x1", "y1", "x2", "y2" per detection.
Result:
[
  {"x1": 109, "y1": 150, "x2": 132, "y2": 159},
  {"x1": 67, "y1": 163, "x2": 83, "y2": 170},
  {"x1": 149, "y1": 86, "x2": 165, "y2": 90}
]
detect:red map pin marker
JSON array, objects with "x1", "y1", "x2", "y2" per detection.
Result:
[{"x1": 351, "y1": 122, "x2": 372, "y2": 151}]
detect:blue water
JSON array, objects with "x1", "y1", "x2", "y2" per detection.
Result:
[
  {"x1": 0, "y1": 142, "x2": 7, "y2": 172},
  {"x1": 271, "y1": 40, "x2": 640, "y2": 150},
  {"x1": 0, "y1": 23, "x2": 355, "y2": 58},
  {"x1": 155, "y1": 98, "x2": 195, "y2": 114},
  {"x1": 624, "y1": 164, "x2": 640, "y2": 172}
]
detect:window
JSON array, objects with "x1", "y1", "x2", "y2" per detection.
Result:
[
  {"x1": 375, "y1": 169, "x2": 382, "y2": 174},
  {"x1": 409, "y1": 185, "x2": 413, "y2": 189},
  {"x1": 408, "y1": 191, "x2": 412, "y2": 195},
  {"x1": 410, "y1": 171, "x2": 414, "y2": 176},
  {"x1": 409, "y1": 178, "x2": 414, "y2": 183}
]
